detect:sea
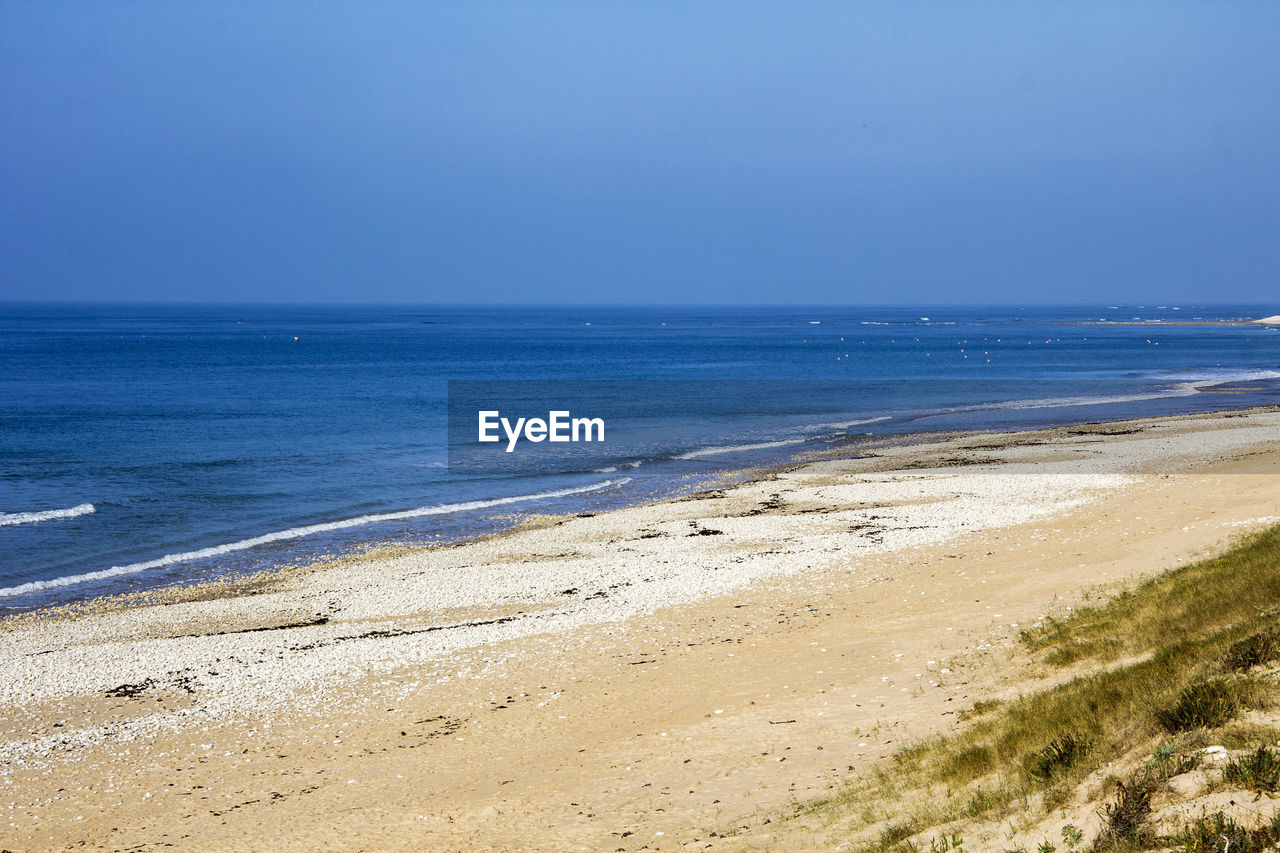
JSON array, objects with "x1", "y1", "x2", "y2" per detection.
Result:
[{"x1": 2, "y1": 303, "x2": 1278, "y2": 613}]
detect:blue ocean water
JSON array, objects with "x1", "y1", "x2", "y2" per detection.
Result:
[{"x1": 1, "y1": 303, "x2": 1278, "y2": 612}]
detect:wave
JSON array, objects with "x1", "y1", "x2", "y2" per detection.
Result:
[
  {"x1": 925, "y1": 368, "x2": 1280, "y2": 417},
  {"x1": 0, "y1": 503, "x2": 95, "y2": 528},
  {"x1": 992, "y1": 386, "x2": 1200, "y2": 412},
  {"x1": 675, "y1": 438, "x2": 811, "y2": 460},
  {"x1": 674, "y1": 416, "x2": 892, "y2": 460},
  {"x1": 1149, "y1": 368, "x2": 1280, "y2": 384},
  {"x1": 803, "y1": 415, "x2": 892, "y2": 432},
  {"x1": 0, "y1": 479, "x2": 630, "y2": 598}
]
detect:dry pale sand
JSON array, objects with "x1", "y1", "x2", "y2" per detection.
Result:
[{"x1": 2, "y1": 409, "x2": 1279, "y2": 852}]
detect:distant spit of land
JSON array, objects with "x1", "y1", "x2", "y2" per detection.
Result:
[{"x1": 1053, "y1": 315, "x2": 1280, "y2": 326}]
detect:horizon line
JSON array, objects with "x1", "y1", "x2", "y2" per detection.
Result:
[{"x1": 1, "y1": 299, "x2": 1274, "y2": 309}]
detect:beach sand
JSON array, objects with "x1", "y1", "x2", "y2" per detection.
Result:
[{"x1": 3, "y1": 408, "x2": 1279, "y2": 851}]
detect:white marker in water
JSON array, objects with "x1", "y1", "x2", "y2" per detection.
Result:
[{"x1": 477, "y1": 410, "x2": 605, "y2": 452}]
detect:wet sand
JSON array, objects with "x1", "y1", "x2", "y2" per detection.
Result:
[{"x1": 3, "y1": 408, "x2": 1279, "y2": 851}]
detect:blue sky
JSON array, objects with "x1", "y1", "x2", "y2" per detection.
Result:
[{"x1": 2, "y1": 2, "x2": 1278, "y2": 304}]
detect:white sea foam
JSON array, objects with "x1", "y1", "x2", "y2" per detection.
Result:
[
  {"x1": 0, "y1": 480, "x2": 630, "y2": 598},
  {"x1": 1153, "y1": 368, "x2": 1280, "y2": 384},
  {"x1": 994, "y1": 386, "x2": 1199, "y2": 411},
  {"x1": 962, "y1": 369, "x2": 1280, "y2": 415},
  {"x1": 675, "y1": 438, "x2": 809, "y2": 460},
  {"x1": 674, "y1": 417, "x2": 891, "y2": 460},
  {"x1": 804, "y1": 415, "x2": 892, "y2": 431},
  {"x1": 0, "y1": 503, "x2": 95, "y2": 528}
]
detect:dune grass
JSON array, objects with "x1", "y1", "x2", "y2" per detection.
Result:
[
  {"x1": 1221, "y1": 745, "x2": 1280, "y2": 793},
  {"x1": 1020, "y1": 525, "x2": 1280, "y2": 667},
  {"x1": 793, "y1": 524, "x2": 1280, "y2": 852}
]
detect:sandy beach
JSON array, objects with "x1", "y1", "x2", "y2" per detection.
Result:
[{"x1": 3, "y1": 408, "x2": 1280, "y2": 851}]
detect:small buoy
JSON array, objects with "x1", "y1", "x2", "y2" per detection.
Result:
[{"x1": 294, "y1": 336, "x2": 300, "y2": 341}]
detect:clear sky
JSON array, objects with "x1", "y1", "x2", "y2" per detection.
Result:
[{"x1": 2, "y1": 2, "x2": 1278, "y2": 304}]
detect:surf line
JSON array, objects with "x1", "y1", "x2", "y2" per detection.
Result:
[
  {"x1": 0, "y1": 503, "x2": 96, "y2": 528},
  {"x1": 0, "y1": 479, "x2": 629, "y2": 598}
]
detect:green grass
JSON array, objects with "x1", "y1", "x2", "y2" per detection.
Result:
[
  {"x1": 1222, "y1": 745, "x2": 1280, "y2": 792},
  {"x1": 1025, "y1": 733, "x2": 1092, "y2": 782},
  {"x1": 957, "y1": 698, "x2": 1005, "y2": 721},
  {"x1": 1155, "y1": 678, "x2": 1245, "y2": 733},
  {"x1": 790, "y1": 524, "x2": 1280, "y2": 852},
  {"x1": 1163, "y1": 811, "x2": 1280, "y2": 853},
  {"x1": 1020, "y1": 526, "x2": 1280, "y2": 667},
  {"x1": 1222, "y1": 628, "x2": 1280, "y2": 672},
  {"x1": 1095, "y1": 774, "x2": 1157, "y2": 849},
  {"x1": 896, "y1": 640, "x2": 1258, "y2": 797}
]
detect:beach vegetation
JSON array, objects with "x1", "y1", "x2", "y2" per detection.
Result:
[
  {"x1": 1094, "y1": 773, "x2": 1157, "y2": 848},
  {"x1": 958, "y1": 697, "x2": 1004, "y2": 721},
  {"x1": 1025, "y1": 733, "x2": 1092, "y2": 781},
  {"x1": 772, "y1": 524, "x2": 1280, "y2": 852},
  {"x1": 1221, "y1": 745, "x2": 1280, "y2": 792},
  {"x1": 1162, "y1": 811, "x2": 1280, "y2": 853},
  {"x1": 928, "y1": 833, "x2": 966, "y2": 852},
  {"x1": 878, "y1": 817, "x2": 923, "y2": 849},
  {"x1": 1222, "y1": 628, "x2": 1280, "y2": 672},
  {"x1": 1155, "y1": 678, "x2": 1244, "y2": 732},
  {"x1": 1018, "y1": 526, "x2": 1280, "y2": 667}
]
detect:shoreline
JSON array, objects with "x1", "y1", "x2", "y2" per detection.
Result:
[
  {"x1": 3, "y1": 406, "x2": 1280, "y2": 850},
  {"x1": 9, "y1": 401, "x2": 1279, "y2": 623}
]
